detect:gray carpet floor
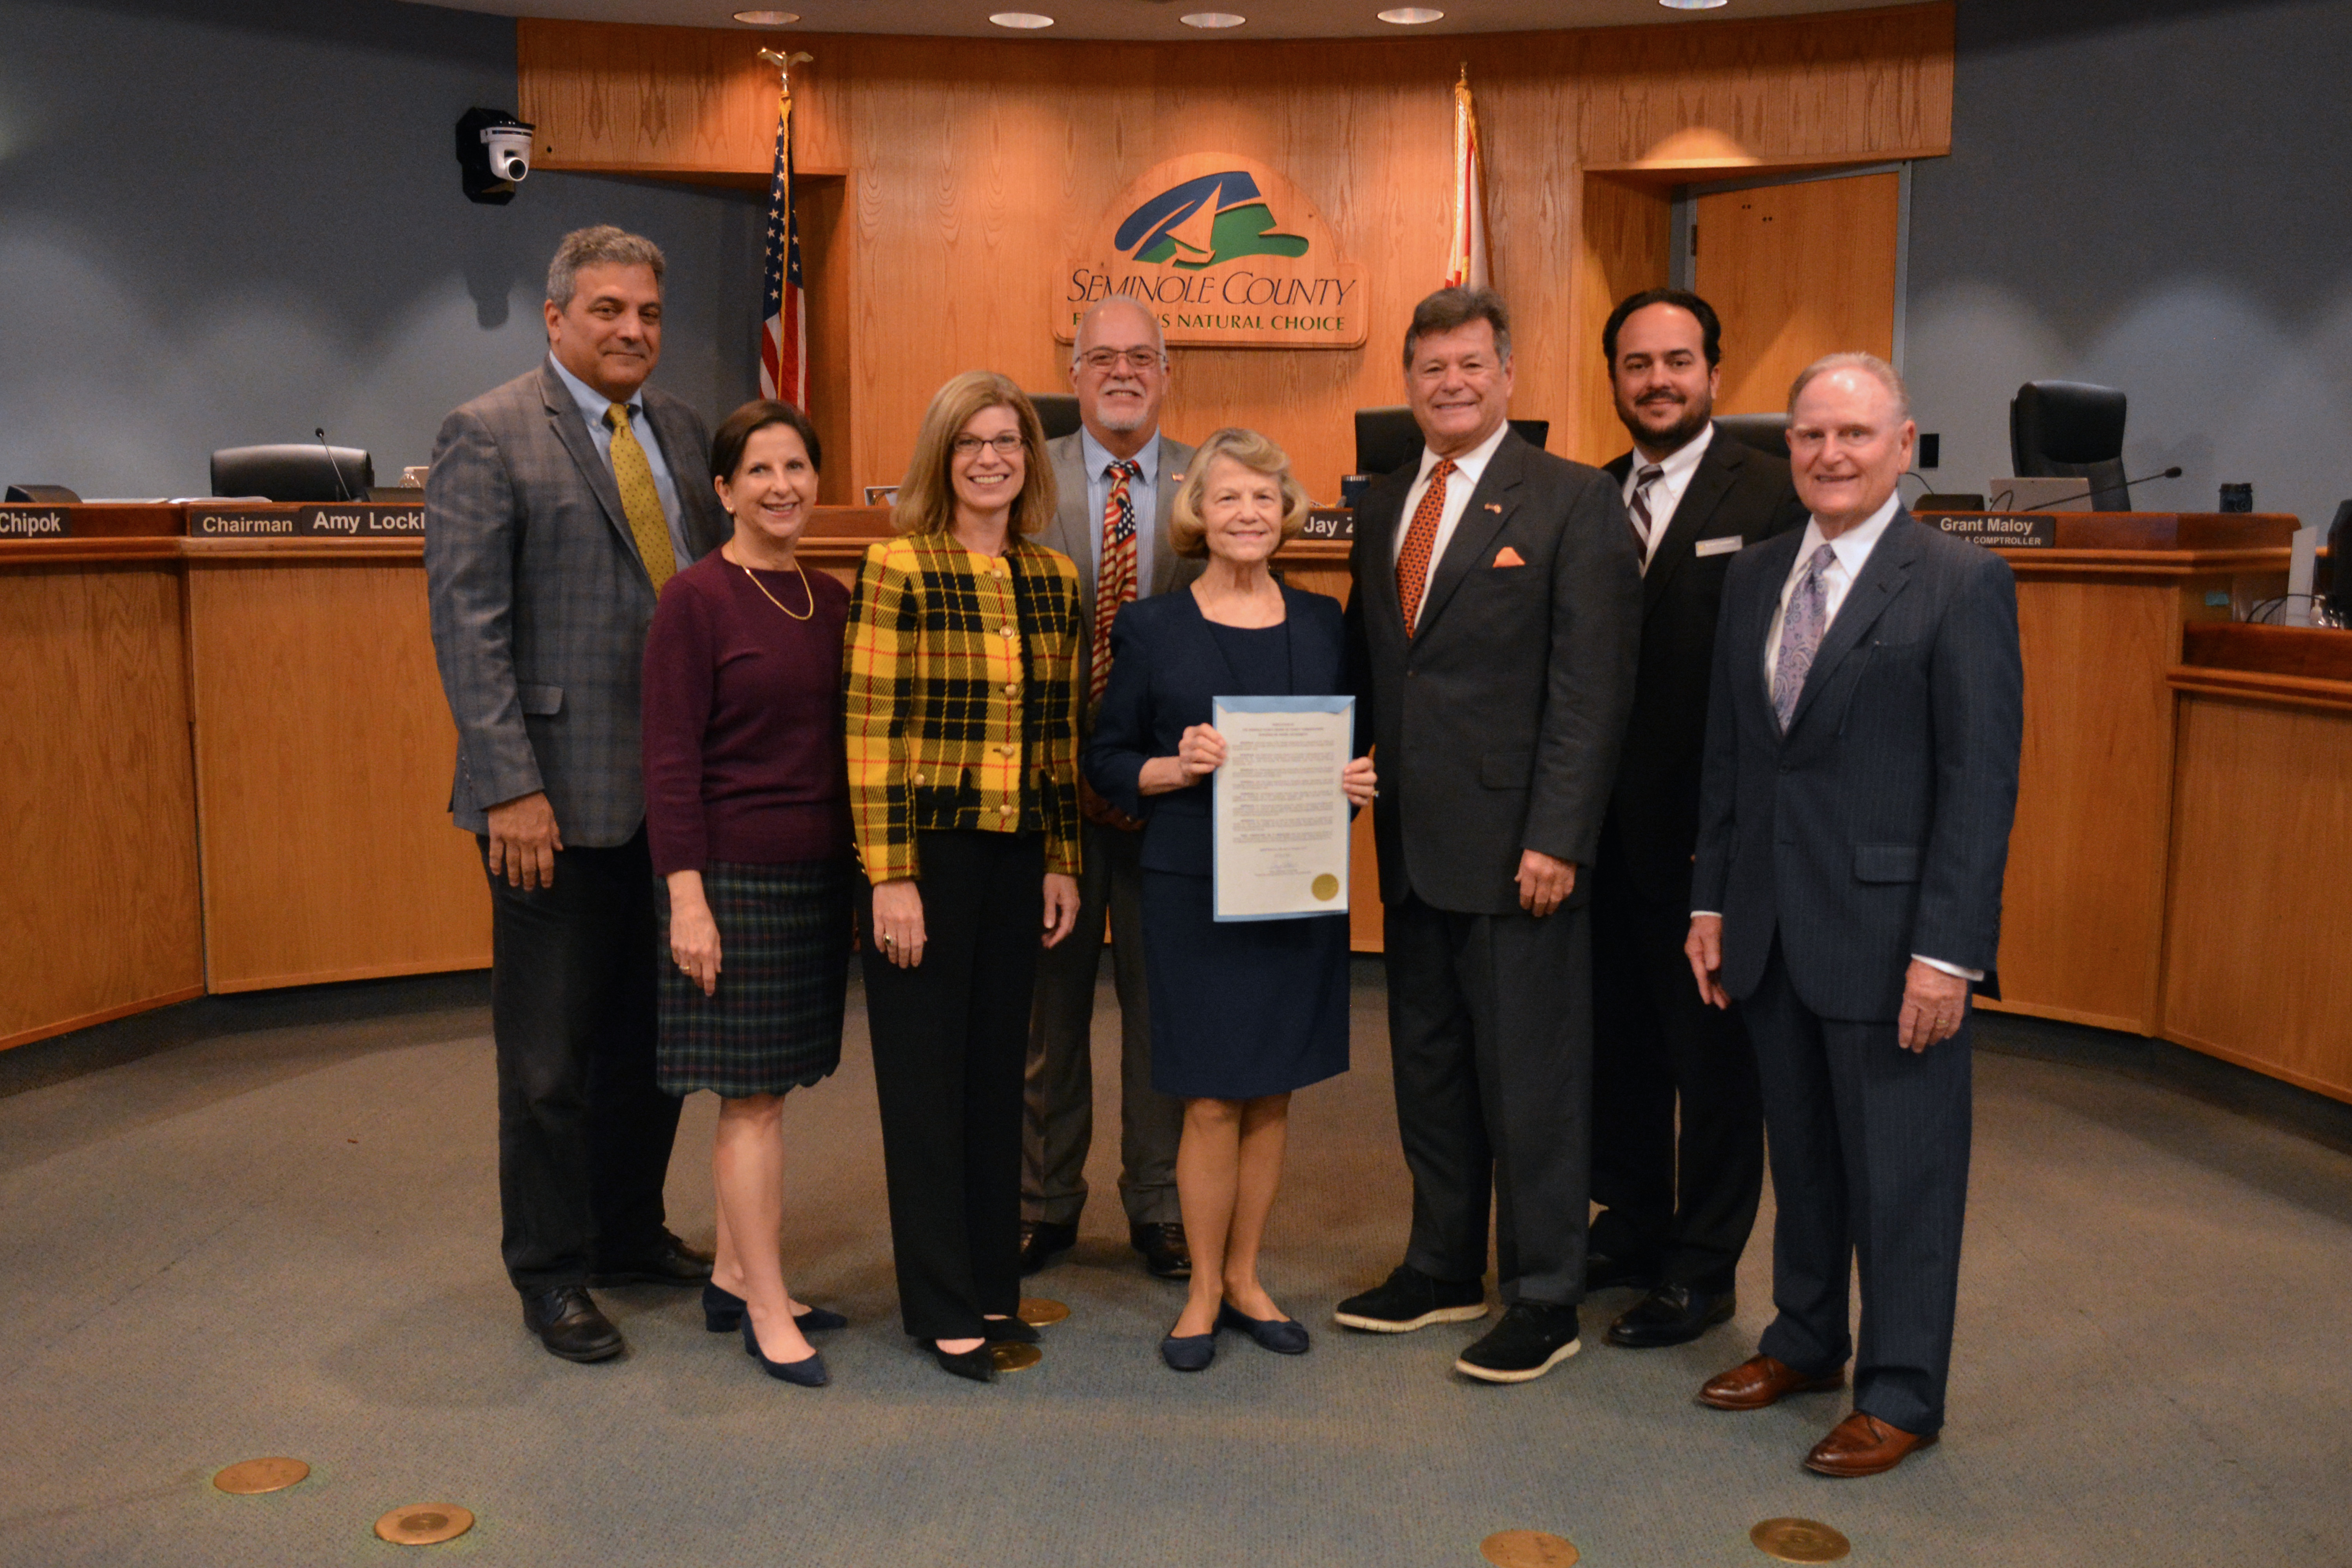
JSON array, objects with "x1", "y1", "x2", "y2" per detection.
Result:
[{"x1": 3, "y1": 963, "x2": 2349, "y2": 1566}]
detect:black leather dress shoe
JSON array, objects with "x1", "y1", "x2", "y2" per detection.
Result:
[
  {"x1": 588, "y1": 1230, "x2": 715, "y2": 1288},
  {"x1": 1606, "y1": 1283, "x2": 1736, "y2": 1348},
  {"x1": 984, "y1": 1315, "x2": 1041, "y2": 1344},
  {"x1": 1131, "y1": 1222, "x2": 1192, "y2": 1281},
  {"x1": 1018, "y1": 1221, "x2": 1077, "y2": 1275},
  {"x1": 1583, "y1": 1251, "x2": 1661, "y2": 1294},
  {"x1": 522, "y1": 1286, "x2": 624, "y2": 1363}
]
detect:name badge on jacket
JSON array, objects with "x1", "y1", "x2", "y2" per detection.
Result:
[{"x1": 1695, "y1": 535, "x2": 1744, "y2": 558}]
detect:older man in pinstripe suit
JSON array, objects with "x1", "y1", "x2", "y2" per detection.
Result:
[
  {"x1": 426, "y1": 227, "x2": 731, "y2": 1364},
  {"x1": 1684, "y1": 352, "x2": 2022, "y2": 1477}
]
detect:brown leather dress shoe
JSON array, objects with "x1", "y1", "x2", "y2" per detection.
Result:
[
  {"x1": 1697, "y1": 1352, "x2": 1847, "y2": 1411},
  {"x1": 1804, "y1": 1410, "x2": 1938, "y2": 1477}
]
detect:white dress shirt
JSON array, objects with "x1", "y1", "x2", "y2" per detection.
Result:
[
  {"x1": 547, "y1": 354, "x2": 691, "y2": 566},
  {"x1": 1700, "y1": 491, "x2": 1980, "y2": 982},
  {"x1": 1390, "y1": 418, "x2": 1513, "y2": 632},
  {"x1": 1078, "y1": 428, "x2": 1163, "y2": 599},
  {"x1": 1621, "y1": 421, "x2": 1716, "y2": 570}
]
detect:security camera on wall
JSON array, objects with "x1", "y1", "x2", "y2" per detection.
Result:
[{"x1": 456, "y1": 107, "x2": 535, "y2": 205}]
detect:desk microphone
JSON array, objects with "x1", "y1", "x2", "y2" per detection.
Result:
[
  {"x1": 315, "y1": 426, "x2": 356, "y2": 502},
  {"x1": 1991, "y1": 466, "x2": 2181, "y2": 513}
]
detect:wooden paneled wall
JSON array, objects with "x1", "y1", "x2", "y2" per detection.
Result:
[
  {"x1": 520, "y1": 7, "x2": 1951, "y2": 498},
  {"x1": 0, "y1": 563, "x2": 205, "y2": 1049}
]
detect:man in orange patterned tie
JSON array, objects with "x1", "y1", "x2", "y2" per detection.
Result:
[
  {"x1": 1337, "y1": 286, "x2": 1642, "y2": 1383},
  {"x1": 1021, "y1": 296, "x2": 1200, "y2": 1282}
]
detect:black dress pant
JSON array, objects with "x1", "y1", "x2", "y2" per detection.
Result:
[
  {"x1": 1746, "y1": 940, "x2": 1972, "y2": 1436},
  {"x1": 1383, "y1": 892, "x2": 1593, "y2": 1307},
  {"x1": 1588, "y1": 844, "x2": 1764, "y2": 1294},
  {"x1": 862, "y1": 829, "x2": 1043, "y2": 1341},
  {"x1": 481, "y1": 826, "x2": 682, "y2": 1295}
]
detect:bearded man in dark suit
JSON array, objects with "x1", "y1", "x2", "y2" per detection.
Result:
[
  {"x1": 1588, "y1": 290, "x2": 1806, "y2": 1350},
  {"x1": 1336, "y1": 285, "x2": 1641, "y2": 1385}
]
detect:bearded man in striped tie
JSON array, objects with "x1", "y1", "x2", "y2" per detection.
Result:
[
  {"x1": 425, "y1": 226, "x2": 732, "y2": 1364},
  {"x1": 1336, "y1": 286, "x2": 1641, "y2": 1384},
  {"x1": 1020, "y1": 296, "x2": 1201, "y2": 1284},
  {"x1": 1684, "y1": 353, "x2": 2023, "y2": 1477}
]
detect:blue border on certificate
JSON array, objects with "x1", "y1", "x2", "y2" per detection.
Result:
[{"x1": 1210, "y1": 695, "x2": 1354, "y2": 924}]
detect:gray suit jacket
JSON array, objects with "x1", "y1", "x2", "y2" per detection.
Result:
[
  {"x1": 424, "y1": 358, "x2": 731, "y2": 846},
  {"x1": 1344, "y1": 430, "x2": 1643, "y2": 915},
  {"x1": 1690, "y1": 511, "x2": 2024, "y2": 1020},
  {"x1": 1039, "y1": 430, "x2": 1200, "y2": 723}
]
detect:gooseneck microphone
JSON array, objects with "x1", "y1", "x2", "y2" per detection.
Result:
[
  {"x1": 1993, "y1": 465, "x2": 2182, "y2": 513},
  {"x1": 314, "y1": 427, "x2": 356, "y2": 502}
]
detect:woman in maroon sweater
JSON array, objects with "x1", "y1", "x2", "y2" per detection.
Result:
[{"x1": 642, "y1": 400, "x2": 852, "y2": 1388}]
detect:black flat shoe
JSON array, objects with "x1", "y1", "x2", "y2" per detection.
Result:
[
  {"x1": 521, "y1": 1285, "x2": 625, "y2": 1363},
  {"x1": 984, "y1": 1315, "x2": 1040, "y2": 1344},
  {"x1": 1606, "y1": 1283, "x2": 1735, "y2": 1349},
  {"x1": 1160, "y1": 1328, "x2": 1216, "y2": 1372},
  {"x1": 1218, "y1": 1301, "x2": 1310, "y2": 1354},
  {"x1": 741, "y1": 1317, "x2": 828, "y2": 1386},
  {"x1": 704, "y1": 1283, "x2": 846, "y2": 1334},
  {"x1": 931, "y1": 1341, "x2": 996, "y2": 1383}
]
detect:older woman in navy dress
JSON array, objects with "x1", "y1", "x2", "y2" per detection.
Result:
[{"x1": 1085, "y1": 427, "x2": 1376, "y2": 1372}]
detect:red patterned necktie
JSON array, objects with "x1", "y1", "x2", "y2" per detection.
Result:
[
  {"x1": 1395, "y1": 458, "x2": 1457, "y2": 638},
  {"x1": 1090, "y1": 459, "x2": 1142, "y2": 705}
]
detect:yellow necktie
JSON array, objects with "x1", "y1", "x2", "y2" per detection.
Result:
[{"x1": 604, "y1": 402, "x2": 677, "y2": 591}]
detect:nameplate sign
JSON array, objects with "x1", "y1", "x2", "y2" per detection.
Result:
[
  {"x1": 1060, "y1": 154, "x2": 1366, "y2": 349},
  {"x1": 1928, "y1": 512, "x2": 2056, "y2": 550},
  {"x1": 187, "y1": 503, "x2": 426, "y2": 539},
  {"x1": 1298, "y1": 508, "x2": 1354, "y2": 543},
  {"x1": 0, "y1": 506, "x2": 71, "y2": 539}
]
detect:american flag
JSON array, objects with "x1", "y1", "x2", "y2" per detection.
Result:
[{"x1": 759, "y1": 82, "x2": 806, "y2": 407}]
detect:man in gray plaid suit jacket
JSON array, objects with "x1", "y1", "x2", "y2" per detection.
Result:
[{"x1": 426, "y1": 227, "x2": 730, "y2": 1364}]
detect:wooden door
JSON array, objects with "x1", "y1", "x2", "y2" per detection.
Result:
[{"x1": 1694, "y1": 173, "x2": 1900, "y2": 414}]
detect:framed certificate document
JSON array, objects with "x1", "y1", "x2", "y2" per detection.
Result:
[{"x1": 1210, "y1": 695, "x2": 1355, "y2": 922}]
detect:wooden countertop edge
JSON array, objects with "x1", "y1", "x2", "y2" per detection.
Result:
[
  {"x1": 2166, "y1": 664, "x2": 2352, "y2": 711},
  {"x1": 2005, "y1": 547, "x2": 2291, "y2": 577},
  {"x1": 0, "y1": 537, "x2": 428, "y2": 564}
]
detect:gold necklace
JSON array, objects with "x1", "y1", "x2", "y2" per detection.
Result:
[{"x1": 739, "y1": 559, "x2": 815, "y2": 621}]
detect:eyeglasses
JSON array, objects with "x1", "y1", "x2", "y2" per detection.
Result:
[
  {"x1": 1078, "y1": 348, "x2": 1165, "y2": 374},
  {"x1": 951, "y1": 432, "x2": 1026, "y2": 457}
]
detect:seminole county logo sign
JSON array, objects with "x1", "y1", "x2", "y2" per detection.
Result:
[{"x1": 1060, "y1": 154, "x2": 1366, "y2": 350}]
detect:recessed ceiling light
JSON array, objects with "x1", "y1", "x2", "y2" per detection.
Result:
[
  {"x1": 731, "y1": 8, "x2": 799, "y2": 20},
  {"x1": 1377, "y1": 7, "x2": 1443, "y2": 22},
  {"x1": 1658, "y1": 0, "x2": 1730, "y2": 8},
  {"x1": 1181, "y1": 11, "x2": 1247, "y2": 25},
  {"x1": 989, "y1": 11, "x2": 1056, "y2": 26}
]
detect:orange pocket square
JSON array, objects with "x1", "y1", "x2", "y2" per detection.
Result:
[{"x1": 1492, "y1": 546, "x2": 1527, "y2": 568}]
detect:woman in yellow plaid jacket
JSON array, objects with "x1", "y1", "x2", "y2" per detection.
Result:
[{"x1": 845, "y1": 370, "x2": 1086, "y2": 1382}]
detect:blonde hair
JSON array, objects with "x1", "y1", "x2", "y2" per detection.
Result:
[
  {"x1": 1168, "y1": 428, "x2": 1310, "y2": 558},
  {"x1": 892, "y1": 372, "x2": 1059, "y2": 537}
]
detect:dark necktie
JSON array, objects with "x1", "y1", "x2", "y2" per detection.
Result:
[{"x1": 1627, "y1": 462, "x2": 1663, "y2": 569}]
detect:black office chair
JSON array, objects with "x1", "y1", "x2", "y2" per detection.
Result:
[
  {"x1": 1030, "y1": 394, "x2": 1082, "y2": 443},
  {"x1": 1352, "y1": 407, "x2": 1548, "y2": 478},
  {"x1": 210, "y1": 444, "x2": 374, "y2": 502},
  {"x1": 5, "y1": 484, "x2": 80, "y2": 503},
  {"x1": 1713, "y1": 413, "x2": 1791, "y2": 460},
  {"x1": 2010, "y1": 381, "x2": 2129, "y2": 511}
]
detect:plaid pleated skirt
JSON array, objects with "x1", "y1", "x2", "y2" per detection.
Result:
[{"x1": 656, "y1": 858, "x2": 853, "y2": 1098}]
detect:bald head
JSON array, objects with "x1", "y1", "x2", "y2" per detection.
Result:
[
  {"x1": 1787, "y1": 354, "x2": 1916, "y2": 537},
  {"x1": 1069, "y1": 295, "x2": 1170, "y2": 457}
]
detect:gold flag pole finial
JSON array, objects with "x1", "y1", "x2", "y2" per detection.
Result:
[
  {"x1": 758, "y1": 48, "x2": 814, "y2": 94},
  {"x1": 1458, "y1": 62, "x2": 1468, "y2": 86}
]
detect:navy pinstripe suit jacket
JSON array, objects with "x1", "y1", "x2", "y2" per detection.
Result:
[{"x1": 1690, "y1": 510, "x2": 2024, "y2": 1022}]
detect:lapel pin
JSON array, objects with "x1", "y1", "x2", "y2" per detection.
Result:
[{"x1": 1483, "y1": 502, "x2": 1503, "y2": 513}]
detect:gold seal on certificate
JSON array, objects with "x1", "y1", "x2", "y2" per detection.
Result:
[{"x1": 1210, "y1": 696, "x2": 1355, "y2": 922}]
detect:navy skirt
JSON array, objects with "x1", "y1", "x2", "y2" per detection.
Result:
[
  {"x1": 1140, "y1": 869, "x2": 1350, "y2": 1100},
  {"x1": 656, "y1": 858, "x2": 852, "y2": 1098}
]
